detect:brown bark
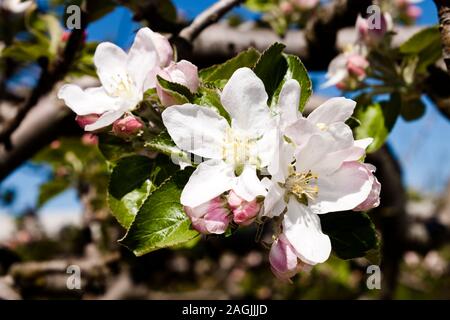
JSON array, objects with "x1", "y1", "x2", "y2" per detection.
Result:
[{"x1": 434, "y1": 0, "x2": 450, "y2": 75}]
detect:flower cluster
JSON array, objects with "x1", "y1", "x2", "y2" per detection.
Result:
[
  {"x1": 162, "y1": 67, "x2": 380, "y2": 280},
  {"x1": 323, "y1": 12, "x2": 393, "y2": 90},
  {"x1": 279, "y1": 0, "x2": 319, "y2": 14},
  {"x1": 390, "y1": 0, "x2": 422, "y2": 25},
  {"x1": 58, "y1": 27, "x2": 199, "y2": 135},
  {"x1": 58, "y1": 27, "x2": 380, "y2": 281}
]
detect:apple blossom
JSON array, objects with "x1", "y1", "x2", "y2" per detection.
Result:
[
  {"x1": 293, "y1": 0, "x2": 319, "y2": 10},
  {"x1": 112, "y1": 115, "x2": 144, "y2": 138},
  {"x1": 58, "y1": 27, "x2": 173, "y2": 131},
  {"x1": 354, "y1": 164, "x2": 381, "y2": 211},
  {"x1": 75, "y1": 114, "x2": 100, "y2": 129},
  {"x1": 156, "y1": 60, "x2": 199, "y2": 106},
  {"x1": 356, "y1": 13, "x2": 393, "y2": 46},
  {"x1": 0, "y1": 0, "x2": 34, "y2": 13},
  {"x1": 184, "y1": 196, "x2": 231, "y2": 234},
  {"x1": 260, "y1": 94, "x2": 380, "y2": 266},
  {"x1": 162, "y1": 67, "x2": 280, "y2": 208},
  {"x1": 81, "y1": 133, "x2": 98, "y2": 146},
  {"x1": 269, "y1": 234, "x2": 304, "y2": 280},
  {"x1": 322, "y1": 49, "x2": 369, "y2": 89},
  {"x1": 227, "y1": 190, "x2": 261, "y2": 226},
  {"x1": 406, "y1": 5, "x2": 422, "y2": 20},
  {"x1": 279, "y1": 1, "x2": 294, "y2": 15}
]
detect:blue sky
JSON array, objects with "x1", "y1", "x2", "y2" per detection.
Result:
[{"x1": 1, "y1": 0, "x2": 448, "y2": 215}]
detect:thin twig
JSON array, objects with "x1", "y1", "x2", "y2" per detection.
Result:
[{"x1": 179, "y1": 0, "x2": 244, "y2": 43}]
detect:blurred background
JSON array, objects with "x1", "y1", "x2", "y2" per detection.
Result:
[{"x1": 0, "y1": 0, "x2": 449, "y2": 300}]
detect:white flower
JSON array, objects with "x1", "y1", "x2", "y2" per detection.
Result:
[
  {"x1": 1, "y1": 0, "x2": 34, "y2": 13},
  {"x1": 322, "y1": 49, "x2": 369, "y2": 89},
  {"x1": 162, "y1": 67, "x2": 279, "y2": 208},
  {"x1": 261, "y1": 97, "x2": 378, "y2": 265},
  {"x1": 58, "y1": 27, "x2": 173, "y2": 131}
]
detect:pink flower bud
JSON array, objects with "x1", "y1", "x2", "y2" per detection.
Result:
[
  {"x1": 81, "y1": 133, "x2": 98, "y2": 146},
  {"x1": 346, "y1": 54, "x2": 369, "y2": 79},
  {"x1": 335, "y1": 81, "x2": 347, "y2": 91},
  {"x1": 356, "y1": 13, "x2": 391, "y2": 46},
  {"x1": 61, "y1": 30, "x2": 87, "y2": 43},
  {"x1": 269, "y1": 234, "x2": 302, "y2": 281},
  {"x1": 354, "y1": 164, "x2": 381, "y2": 211},
  {"x1": 75, "y1": 114, "x2": 100, "y2": 129},
  {"x1": 50, "y1": 140, "x2": 61, "y2": 149},
  {"x1": 112, "y1": 115, "x2": 144, "y2": 138},
  {"x1": 156, "y1": 60, "x2": 199, "y2": 107},
  {"x1": 227, "y1": 190, "x2": 260, "y2": 226},
  {"x1": 184, "y1": 196, "x2": 231, "y2": 235},
  {"x1": 406, "y1": 5, "x2": 422, "y2": 20},
  {"x1": 293, "y1": 0, "x2": 319, "y2": 10},
  {"x1": 280, "y1": 1, "x2": 294, "y2": 14}
]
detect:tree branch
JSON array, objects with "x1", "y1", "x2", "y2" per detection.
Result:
[
  {"x1": 434, "y1": 0, "x2": 450, "y2": 75},
  {"x1": 189, "y1": 23, "x2": 423, "y2": 69},
  {"x1": 0, "y1": 78, "x2": 96, "y2": 181},
  {"x1": 304, "y1": 0, "x2": 373, "y2": 69},
  {"x1": 0, "y1": 5, "x2": 89, "y2": 149},
  {"x1": 179, "y1": 0, "x2": 244, "y2": 43}
]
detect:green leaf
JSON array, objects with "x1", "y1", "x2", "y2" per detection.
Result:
[
  {"x1": 253, "y1": 44, "x2": 312, "y2": 110},
  {"x1": 108, "y1": 180, "x2": 153, "y2": 229},
  {"x1": 120, "y1": 169, "x2": 199, "y2": 256},
  {"x1": 245, "y1": 0, "x2": 275, "y2": 12},
  {"x1": 109, "y1": 156, "x2": 153, "y2": 199},
  {"x1": 273, "y1": 54, "x2": 312, "y2": 112},
  {"x1": 157, "y1": 75, "x2": 194, "y2": 104},
  {"x1": 401, "y1": 97, "x2": 426, "y2": 121},
  {"x1": 193, "y1": 87, "x2": 231, "y2": 122},
  {"x1": 38, "y1": 178, "x2": 71, "y2": 208},
  {"x1": 320, "y1": 212, "x2": 379, "y2": 260},
  {"x1": 354, "y1": 95, "x2": 400, "y2": 153},
  {"x1": 399, "y1": 26, "x2": 442, "y2": 76},
  {"x1": 399, "y1": 26, "x2": 440, "y2": 54},
  {"x1": 253, "y1": 43, "x2": 287, "y2": 104},
  {"x1": 108, "y1": 155, "x2": 154, "y2": 228},
  {"x1": 144, "y1": 130, "x2": 190, "y2": 165},
  {"x1": 97, "y1": 134, "x2": 135, "y2": 162},
  {"x1": 199, "y1": 48, "x2": 261, "y2": 85}
]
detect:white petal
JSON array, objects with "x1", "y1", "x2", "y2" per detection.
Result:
[
  {"x1": 255, "y1": 126, "x2": 278, "y2": 168},
  {"x1": 339, "y1": 138, "x2": 373, "y2": 162},
  {"x1": 127, "y1": 28, "x2": 158, "y2": 92},
  {"x1": 57, "y1": 84, "x2": 117, "y2": 115},
  {"x1": 355, "y1": 138, "x2": 373, "y2": 150},
  {"x1": 311, "y1": 161, "x2": 373, "y2": 213},
  {"x1": 284, "y1": 118, "x2": 320, "y2": 147},
  {"x1": 321, "y1": 69, "x2": 347, "y2": 88},
  {"x1": 162, "y1": 104, "x2": 229, "y2": 160},
  {"x1": 283, "y1": 197, "x2": 331, "y2": 265},
  {"x1": 149, "y1": 31, "x2": 173, "y2": 67},
  {"x1": 277, "y1": 79, "x2": 300, "y2": 130},
  {"x1": 294, "y1": 134, "x2": 338, "y2": 175},
  {"x1": 233, "y1": 165, "x2": 267, "y2": 201},
  {"x1": 94, "y1": 42, "x2": 128, "y2": 91},
  {"x1": 321, "y1": 53, "x2": 348, "y2": 88},
  {"x1": 261, "y1": 178, "x2": 286, "y2": 217},
  {"x1": 326, "y1": 122, "x2": 354, "y2": 150},
  {"x1": 180, "y1": 160, "x2": 235, "y2": 207},
  {"x1": 221, "y1": 67, "x2": 270, "y2": 132},
  {"x1": 268, "y1": 138, "x2": 295, "y2": 183},
  {"x1": 307, "y1": 97, "x2": 356, "y2": 125},
  {"x1": 85, "y1": 109, "x2": 125, "y2": 131}
]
